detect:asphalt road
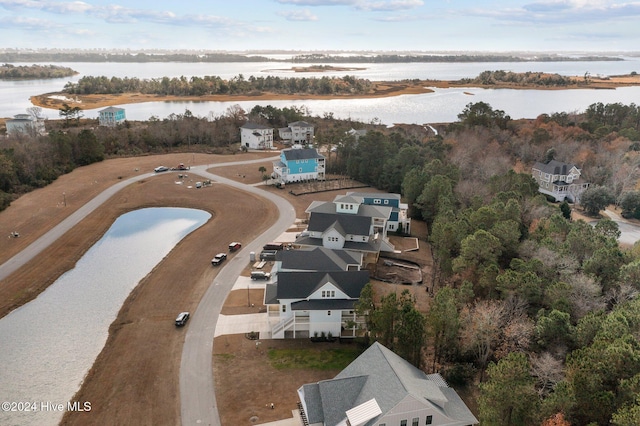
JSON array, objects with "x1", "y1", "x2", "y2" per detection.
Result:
[
  {"x1": 0, "y1": 155, "x2": 294, "y2": 426},
  {"x1": 179, "y1": 160, "x2": 296, "y2": 426}
]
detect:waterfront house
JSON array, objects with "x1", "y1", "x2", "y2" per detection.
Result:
[
  {"x1": 240, "y1": 122, "x2": 274, "y2": 150},
  {"x1": 264, "y1": 270, "x2": 369, "y2": 339},
  {"x1": 532, "y1": 159, "x2": 589, "y2": 202},
  {"x1": 279, "y1": 121, "x2": 314, "y2": 145},
  {"x1": 298, "y1": 341, "x2": 479, "y2": 426},
  {"x1": 272, "y1": 147, "x2": 325, "y2": 183},
  {"x1": 6, "y1": 113, "x2": 46, "y2": 136},
  {"x1": 98, "y1": 107, "x2": 126, "y2": 127}
]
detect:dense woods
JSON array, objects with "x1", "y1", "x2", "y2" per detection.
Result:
[
  {"x1": 3, "y1": 100, "x2": 640, "y2": 425},
  {"x1": 460, "y1": 70, "x2": 574, "y2": 87},
  {"x1": 62, "y1": 74, "x2": 374, "y2": 96},
  {"x1": 0, "y1": 63, "x2": 77, "y2": 79}
]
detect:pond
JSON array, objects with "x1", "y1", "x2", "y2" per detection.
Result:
[{"x1": 0, "y1": 207, "x2": 210, "y2": 426}]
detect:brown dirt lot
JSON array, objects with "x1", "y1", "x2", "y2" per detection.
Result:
[{"x1": 0, "y1": 153, "x2": 436, "y2": 426}]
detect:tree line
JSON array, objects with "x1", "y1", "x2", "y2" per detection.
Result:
[
  {"x1": 330, "y1": 101, "x2": 640, "y2": 425},
  {"x1": 459, "y1": 70, "x2": 574, "y2": 87},
  {"x1": 0, "y1": 51, "x2": 623, "y2": 64},
  {"x1": 62, "y1": 74, "x2": 374, "y2": 96},
  {"x1": 0, "y1": 64, "x2": 77, "y2": 79}
]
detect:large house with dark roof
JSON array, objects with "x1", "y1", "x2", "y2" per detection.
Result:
[
  {"x1": 532, "y1": 159, "x2": 589, "y2": 202},
  {"x1": 264, "y1": 270, "x2": 369, "y2": 339},
  {"x1": 296, "y1": 195, "x2": 396, "y2": 266},
  {"x1": 240, "y1": 122, "x2": 274, "y2": 150},
  {"x1": 340, "y1": 192, "x2": 411, "y2": 234},
  {"x1": 272, "y1": 147, "x2": 325, "y2": 183},
  {"x1": 298, "y1": 342, "x2": 478, "y2": 426}
]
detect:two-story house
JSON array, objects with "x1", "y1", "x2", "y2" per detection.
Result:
[
  {"x1": 272, "y1": 147, "x2": 325, "y2": 183},
  {"x1": 298, "y1": 342, "x2": 479, "y2": 426},
  {"x1": 532, "y1": 159, "x2": 589, "y2": 202},
  {"x1": 240, "y1": 122, "x2": 274, "y2": 150},
  {"x1": 279, "y1": 121, "x2": 314, "y2": 145},
  {"x1": 296, "y1": 196, "x2": 396, "y2": 266},
  {"x1": 340, "y1": 192, "x2": 411, "y2": 234},
  {"x1": 264, "y1": 270, "x2": 370, "y2": 339},
  {"x1": 6, "y1": 113, "x2": 46, "y2": 136},
  {"x1": 98, "y1": 107, "x2": 126, "y2": 127}
]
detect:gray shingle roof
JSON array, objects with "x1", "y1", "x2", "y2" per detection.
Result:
[
  {"x1": 301, "y1": 342, "x2": 479, "y2": 426},
  {"x1": 275, "y1": 270, "x2": 369, "y2": 299},
  {"x1": 532, "y1": 159, "x2": 578, "y2": 175},
  {"x1": 276, "y1": 247, "x2": 361, "y2": 271},
  {"x1": 307, "y1": 212, "x2": 372, "y2": 236},
  {"x1": 241, "y1": 122, "x2": 271, "y2": 130},
  {"x1": 282, "y1": 148, "x2": 323, "y2": 161}
]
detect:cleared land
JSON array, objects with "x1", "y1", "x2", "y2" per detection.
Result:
[{"x1": 0, "y1": 152, "x2": 437, "y2": 425}]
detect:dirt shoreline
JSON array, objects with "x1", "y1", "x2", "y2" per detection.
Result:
[{"x1": 29, "y1": 75, "x2": 640, "y2": 111}]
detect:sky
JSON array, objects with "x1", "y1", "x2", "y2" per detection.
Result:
[{"x1": 0, "y1": 0, "x2": 639, "y2": 53}]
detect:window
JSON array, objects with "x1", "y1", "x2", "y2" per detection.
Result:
[
  {"x1": 299, "y1": 168, "x2": 302, "y2": 172},
  {"x1": 327, "y1": 310, "x2": 331, "y2": 316},
  {"x1": 425, "y1": 415, "x2": 433, "y2": 425},
  {"x1": 374, "y1": 199, "x2": 381, "y2": 204},
  {"x1": 400, "y1": 420, "x2": 407, "y2": 426},
  {"x1": 412, "y1": 418, "x2": 419, "y2": 426},
  {"x1": 282, "y1": 305, "x2": 286, "y2": 313},
  {"x1": 384, "y1": 199, "x2": 389, "y2": 205}
]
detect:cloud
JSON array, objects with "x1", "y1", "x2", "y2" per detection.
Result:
[
  {"x1": 275, "y1": 0, "x2": 423, "y2": 10},
  {"x1": 355, "y1": 0, "x2": 424, "y2": 11},
  {"x1": 0, "y1": 0, "x2": 241, "y2": 28},
  {"x1": 278, "y1": 9, "x2": 319, "y2": 21},
  {"x1": 466, "y1": 1, "x2": 640, "y2": 25}
]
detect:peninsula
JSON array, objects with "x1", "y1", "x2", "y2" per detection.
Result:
[{"x1": 30, "y1": 72, "x2": 640, "y2": 111}]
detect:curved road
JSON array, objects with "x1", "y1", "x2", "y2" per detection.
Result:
[{"x1": 0, "y1": 156, "x2": 295, "y2": 426}]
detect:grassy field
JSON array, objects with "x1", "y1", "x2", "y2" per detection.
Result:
[{"x1": 267, "y1": 346, "x2": 362, "y2": 370}]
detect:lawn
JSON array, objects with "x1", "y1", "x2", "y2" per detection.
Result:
[{"x1": 267, "y1": 346, "x2": 362, "y2": 370}]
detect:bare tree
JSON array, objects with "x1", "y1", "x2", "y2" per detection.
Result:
[{"x1": 530, "y1": 352, "x2": 565, "y2": 397}]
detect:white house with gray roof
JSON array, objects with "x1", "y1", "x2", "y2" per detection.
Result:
[
  {"x1": 240, "y1": 122, "x2": 274, "y2": 150},
  {"x1": 298, "y1": 342, "x2": 478, "y2": 426},
  {"x1": 532, "y1": 159, "x2": 589, "y2": 202},
  {"x1": 264, "y1": 270, "x2": 369, "y2": 339},
  {"x1": 296, "y1": 196, "x2": 396, "y2": 266},
  {"x1": 279, "y1": 120, "x2": 314, "y2": 145}
]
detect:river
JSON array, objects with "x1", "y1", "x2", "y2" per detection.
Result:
[
  {"x1": 2, "y1": 58, "x2": 640, "y2": 124},
  {"x1": 0, "y1": 207, "x2": 210, "y2": 426}
]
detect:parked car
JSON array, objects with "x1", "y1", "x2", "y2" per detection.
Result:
[
  {"x1": 251, "y1": 271, "x2": 271, "y2": 280},
  {"x1": 175, "y1": 312, "x2": 190, "y2": 327},
  {"x1": 195, "y1": 182, "x2": 202, "y2": 189},
  {"x1": 211, "y1": 253, "x2": 227, "y2": 265},
  {"x1": 154, "y1": 166, "x2": 169, "y2": 173},
  {"x1": 228, "y1": 242, "x2": 242, "y2": 252}
]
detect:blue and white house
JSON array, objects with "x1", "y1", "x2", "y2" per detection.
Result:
[
  {"x1": 532, "y1": 160, "x2": 589, "y2": 202},
  {"x1": 98, "y1": 106, "x2": 126, "y2": 127},
  {"x1": 272, "y1": 147, "x2": 325, "y2": 184},
  {"x1": 240, "y1": 122, "x2": 274, "y2": 150}
]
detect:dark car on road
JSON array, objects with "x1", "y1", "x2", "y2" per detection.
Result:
[
  {"x1": 211, "y1": 253, "x2": 227, "y2": 265},
  {"x1": 175, "y1": 312, "x2": 190, "y2": 327}
]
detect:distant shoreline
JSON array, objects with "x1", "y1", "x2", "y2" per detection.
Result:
[{"x1": 30, "y1": 74, "x2": 640, "y2": 111}]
